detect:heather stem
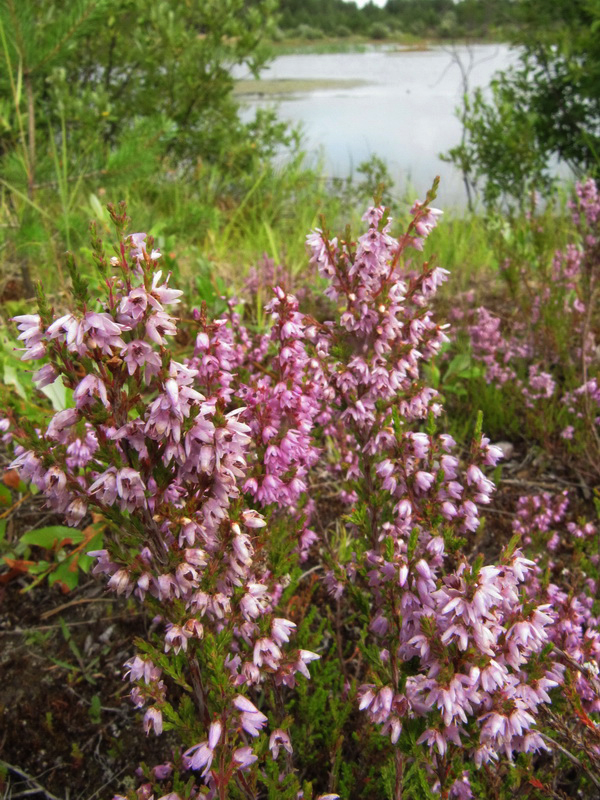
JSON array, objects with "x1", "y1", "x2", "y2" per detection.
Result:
[
  {"x1": 189, "y1": 656, "x2": 207, "y2": 724},
  {"x1": 394, "y1": 749, "x2": 403, "y2": 800}
]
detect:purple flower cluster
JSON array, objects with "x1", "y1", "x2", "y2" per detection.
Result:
[
  {"x1": 9, "y1": 231, "x2": 320, "y2": 798},
  {"x1": 459, "y1": 179, "x2": 600, "y2": 455},
  {"x1": 10, "y1": 187, "x2": 600, "y2": 799},
  {"x1": 512, "y1": 491, "x2": 600, "y2": 718},
  {"x1": 301, "y1": 193, "x2": 571, "y2": 793}
]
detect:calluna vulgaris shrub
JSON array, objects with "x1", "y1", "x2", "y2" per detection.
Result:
[
  {"x1": 6, "y1": 184, "x2": 600, "y2": 798},
  {"x1": 457, "y1": 179, "x2": 600, "y2": 475}
]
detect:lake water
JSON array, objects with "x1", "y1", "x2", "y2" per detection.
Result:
[{"x1": 238, "y1": 45, "x2": 520, "y2": 208}]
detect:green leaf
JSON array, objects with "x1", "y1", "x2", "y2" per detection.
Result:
[
  {"x1": 89, "y1": 694, "x2": 102, "y2": 724},
  {"x1": 21, "y1": 525, "x2": 85, "y2": 549},
  {"x1": 78, "y1": 531, "x2": 104, "y2": 573},
  {"x1": 443, "y1": 353, "x2": 472, "y2": 381},
  {"x1": 0, "y1": 485, "x2": 12, "y2": 507},
  {"x1": 40, "y1": 375, "x2": 72, "y2": 411},
  {"x1": 49, "y1": 556, "x2": 80, "y2": 591},
  {"x1": 3, "y1": 362, "x2": 26, "y2": 400},
  {"x1": 407, "y1": 527, "x2": 419, "y2": 560},
  {"x1": 26, "y1": 559, "x2": 50, "y2": 575},
  {"x1": 88, "y1": 192, "x2": 109, "y2": 222}
]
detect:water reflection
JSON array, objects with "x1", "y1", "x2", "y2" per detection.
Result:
[{"x1": 238, "y1": 45, "x2": 520, "y2": 208}]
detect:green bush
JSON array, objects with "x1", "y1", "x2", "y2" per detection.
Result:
[
  {"x1": 369, "y1": 22, "x2": 390, "y2": 40},
  {"x1": 295, "y1": 23, "x2": 325, "y2": 40}
]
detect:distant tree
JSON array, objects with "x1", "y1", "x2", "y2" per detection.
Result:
[
  {"x1": 0, "y1": 0, "x2": 283, "y2": 293},
  {"x1": 445, "y1": 0, "x2": 600, "y2": 205},
  {"x1": 0, "y1": 0, "x2": 281, "y2": 175}
]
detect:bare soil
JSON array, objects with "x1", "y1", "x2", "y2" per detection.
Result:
[{"x1": 0, "y1": 578, "x2": 173, "y2": 800}]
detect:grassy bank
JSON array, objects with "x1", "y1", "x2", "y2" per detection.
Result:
[
  {"x1": 264, "y1": 33, "x2": 510, "y2": 57},
  {"x1": 0, "y1": 150, "x2": 573, "y2": 314},
  {"x1": 265, "y1": 35, "x2": 426, "y2": 55}
]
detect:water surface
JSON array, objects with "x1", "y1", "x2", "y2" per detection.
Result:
[{"x1": 238, "y1": 45, "x2": 519, "y2": 208}]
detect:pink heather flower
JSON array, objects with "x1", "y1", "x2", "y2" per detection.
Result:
[
  {"x1": 358, "y1": 685, "x2": 376, "y2": 711},
  {"x1": 414, "y1": 471, "x2": 435, "y2": 492},
  {"x1": 295, "y1": 649, "x2": 320, "y2": 679},
  {"x1": 253, "y1": 637, "x2": 282, "y2": 668},
  {"x1": 146, "y1": 310, "x2": 177, "y2": 345},
  {"x1": 241, "y1": 509, "x2": 267, "y2": 528},
  {"x1": 46, "y1": 408, "x2": 79, "y2": 441},
  {"x1": 234, "y1": 695, "x2": 268, "y2": 737},
  {"x1": 151, "y1": 763, "x2": 173, "y2": 780},
  {"x1": 208, "y1": 720, "x2": 222, "y2": 750},
  {"x1": 66, "y1": 429, "x2": 98, "y2": 470},
  {"x1": 44, "y1": 465, "x2": 66, "y2": 494},
  {"x1": 417, "y1": 726, "x2": 451, "y2": 756},
  {"x1": 33, "y1": 363, "x2": 58, "y2": 389},
  {"x1": 240, "y1": 593, "x2": 262, "y2": 620},
  {"x1": 184, "y1": 741, "x2": 213, "y2": 776},
  {"x1": 13, "y1": 313, "x2": 42, "y2": 342},
  {"x1": 154, "y1": 574, "x2": 180, "y2": 602},
  {"x1": 13, "y1": 314, "x2": 46, "y2": 360},
  {"x1": 232, "y1": 746, "x2": 257, "y2": 770},
  {"x1": 183, "y1": 618, "x2": 204, "y2": 640},
  {"x1": 82, "y1": 311, "x2": 126, "y2": 353},
  {"x1": 73, "y1": 374, "x2": 109, "y2": 408},
  {"x1": 124, "y1": 656, "x2": 161, "y2": 684},
  {"x1": 128, "y1": 232, "x2": 147, "y2": 259},
  {"x1": 450, "y1": 772, "x2": 473, "y2": 800},
  {"x1": 143, "y1": 706, "x2": 163, "y2": 736},
  {"x1": 271, "y1": 618, "x2": 296, "y2": 645},
  {"x1": 118, "y1": 287, "x2": 148, "y2": 323},
  {"x1": 439, "y1": 433, "x2": 456, "y2": 451},
  {"x1": 151, "y1": 271, "x2": 184, "y2": 306},
  {"x1": 89, "y1": 468, "x2": 118, "y2": 506},
  {"x1": 164, "y1": 623, "x2": 191, "y2": 654},
  {"x1": 269, "y1": 729, "x2": 293, "y2": 759},
  {"x1": 65, "y1": 497, "x2": 87, "y2": 526},
  {"x1": 121, "y1": 340, "x2": 162, "y2": 377},
  {"x1": 209, "y1": 593, "x2": 232, "y2": 620},
  {"x1": 411, "y1": 202, "x2": 443, "y2": 237},
  {"x1": 116, "y1": 468, "x2": 146, "y2": 512},
  {"x1": 232, "y1": 534, "x2": 253, "y2": 565},
  {"x1": 107, "y1": 568, "x2": 133, "y2": 596}
]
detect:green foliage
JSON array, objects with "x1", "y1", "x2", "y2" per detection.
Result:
[
  {"x1": 444, "y1": 78, "x2": 555, "y2": 208},
  {"x1": 355, "y1": 155, "x2": 395, "y2": 208},
  {"x1": 369, "y1": 22, "x2": 390, "y2": 40},
  {"x1": 20, "y1": 525, "x2": 87, "y2": 550},
  {"x1": 0, "y1": 0, "x2": 296, "y2": 296},
  {"x1": 403, "y1": 761, "x2": 436, "y2": 800},
  {"x1": 88, "y1": 694, "x2": 102, "y2": 725},
  {"x1": 446, "y1": 0, "x2": 600, "y2": 206},
  {"x1": 3, "y1": 522, "x2": 104, "y2": 591},
  {"x1": 0, "y1": 0, "x2": 280, "y2": 169},
  {"x1": 277, "y1": 0, "x2": 519, "y2": 40}
]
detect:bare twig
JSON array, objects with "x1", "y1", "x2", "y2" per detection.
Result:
[
  {"x1": 552, "y1": 645, "x2": 600, "y2": 699},
  {"x1": 0, "y1": 760, "x2": 63, "y2": 800},
  {"x1": 538, "y1": 733, "x2": 600, "y2": 791},
  {"x1": 78, "y1": 765, "x2": 128, "y2": 800},
  {"x1": 0, "y1": 613, "x2": 143, "y2": 635},
  {"x1": 40, "y1": 597, "x2": 113, "y2": 621}
]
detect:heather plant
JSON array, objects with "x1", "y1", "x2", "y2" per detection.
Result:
[
  {"x1": 447, "y1": 179, "x2": 600, "y2": 476},
  {"x1": 7, "y1": 188, "x2": 600, "y2": 799},
  {"x1": 508, "y1": 489, "x2": 600, "y2": 794},
  {"x1": 7, "y1": 205, "x2": 325, "y2": 800},
  {"x1": 301, "y1": 187, "x2": 574, "y2": 797}
]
